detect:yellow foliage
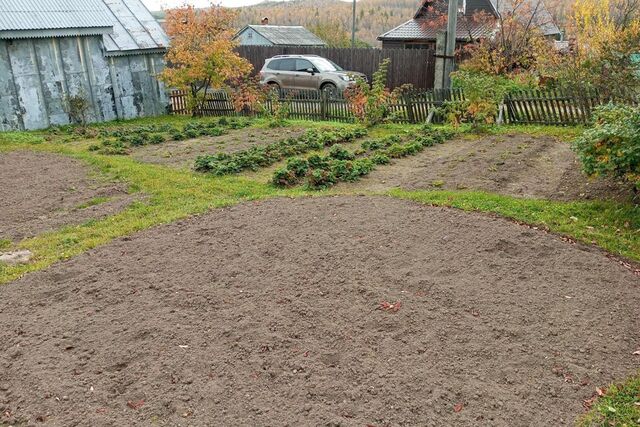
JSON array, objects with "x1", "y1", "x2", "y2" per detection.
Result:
[{"x1": 160, "y1": 4, "x2": 252, "y2": 111}]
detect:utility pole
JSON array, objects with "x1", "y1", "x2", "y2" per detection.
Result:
[
  {"x1": 351, "y1": 0, "x2": 357, "y2": 48},
  {"x1": 443, "y1": 0, "x2": 459, "y2": 88}
]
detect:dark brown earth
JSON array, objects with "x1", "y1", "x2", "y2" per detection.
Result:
[
  {"x1": 1, "y1": 196, "x2": 638, "y2": 426},
  {"x1": 343, "y1": 134, "x2": 634, "y2": 202},
  {"x1": 132, "y1": 127, "x2": 307, "y2": 169},
  {"x1": 0, "y1": 151, "x2": 136, "y2": 242}
]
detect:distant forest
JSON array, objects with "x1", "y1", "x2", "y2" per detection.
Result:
[{"x1": 152, "y1": 0, "x2": 574, "y2": 47}]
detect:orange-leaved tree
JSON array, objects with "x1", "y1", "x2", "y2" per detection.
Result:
[{"x1": 160, "y1": 4, "x2": 252, "y2": 115}]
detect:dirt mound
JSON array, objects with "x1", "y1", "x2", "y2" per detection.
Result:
[
  {"x1": 1, "y1": 196, "x2": 638, "y2": 426},
  {"x1": 343, "y1": 134, "x2": 634, "y2": 202},
  {"x1": 0, "y1": 150, "x2": 136, "y2": 241}
]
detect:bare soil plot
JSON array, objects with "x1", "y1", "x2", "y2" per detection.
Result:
[
  {"x1": 132, "y1": 127, "x2": 307, "y2": 169},
  {"x1": 1, "y1": 196, "x2": 638, "y2": 426},
  {"x1": 0, "y1": 151, "x2": 136, "y2": 241},
  {"x1": 342, "y1": 134, "x2": 634, "y2": 202}
]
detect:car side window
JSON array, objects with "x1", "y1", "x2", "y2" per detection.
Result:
[
  {"x1": 278, "y1": 59, "x2": 296, "y2": 72},
  {"x1": 267, "y1": 59, "x2": 281, "y2": 71},
  {"x1": 295, "y1": 59, "x2": 315, "y2": 72}
]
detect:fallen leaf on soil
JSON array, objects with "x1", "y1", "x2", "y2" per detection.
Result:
[
  {"x1": 379, "y1": 301, "x2": 402, "y2": 312},
  {"x1": 596, "y1": 387, "x2": 606, "y2": 397},
  {"x1": 583, "y1": 396, "x2": 597, "y2": 410},
  {"x1": 453, "y1": 403, "x2": 464, "y2": 413},
  {"x1": 127, "y1": 400, "x2": 145, "y2": 410},
  {"x1": 633, "y1": 350, "x2": 640, "y2": 355}
]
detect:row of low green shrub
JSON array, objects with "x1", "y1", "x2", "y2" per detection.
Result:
[
  {"x1": 193, "y1": 126, "x2": 367, "y2": 175},
  {"x1": 86, "y1": 117, "x2": 252, "y2": 155},
  {"x1": 273, "y1": 127, "x2": 457, "y2": 189}
]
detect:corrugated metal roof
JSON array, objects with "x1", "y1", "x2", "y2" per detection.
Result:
[
  {"x1": 0, "y1": 0, "x2": 113, "y2": 32},
  {"x1": 102, "y1": 0, "x2": 169, "y2": 55},
  {"x1": 243, "y1": 25, "x2": 326, "y2": 46},
  {"x1": 379, "y1": 19, "x2": 494, "y2": 41},
  {"x1": 0, "y1": 0, "x2": 168, "y2": 54}
]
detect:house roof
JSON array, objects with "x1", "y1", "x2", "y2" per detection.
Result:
[
  {"x1": 0, "y1": 0, "x2": 169, "y2": 55},
  {"x1": 237, "y1": 25, "x2": 326, "y2": 46},
  {"x1": 101, "y1": 0, "x2": 170, "y2": 56},
  {"x1": 379, "y1": 18, "x2": 494, "y2": 41},
  {"x1": 0, "y1": 0, "x2": 114, "y2": 39},
  {"x1": 380, "y1": 0, "x2": 560, "y2": 42}
]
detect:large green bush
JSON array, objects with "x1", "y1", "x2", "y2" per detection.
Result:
[{"x1": 573, "y1": 104, "x2": 640, "y2": 195}]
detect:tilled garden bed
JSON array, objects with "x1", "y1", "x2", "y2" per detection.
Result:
[
  {"x1": 0, "y1": 196, "x2": 638, "y2": 426},
  {"x1": 0, "y1": 150, "x2": 136, "y2": 241}
]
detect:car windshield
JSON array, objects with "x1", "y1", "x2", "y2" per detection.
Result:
[{"x1": 312, "y1": 58, "x2": 344, "y2": 72}]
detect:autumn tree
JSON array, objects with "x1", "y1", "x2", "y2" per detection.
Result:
[
  {"x1": 161, "y1": 4, "x2": 252, "y2": 114},
  {"x1": 553, "y1": 0, "x2": 640, "y2": 100},
  {"x1": 419, "y1": 0, "x2": 559, "y2": 79}
]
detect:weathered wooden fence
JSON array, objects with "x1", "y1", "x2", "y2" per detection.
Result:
[
  {"x1": 236, "y1": 46, "x2": 436, "y2": 90},
  {"x1": 170, "y1": 88, "x2": 639, "y2": 126},
  {"x1": 505, "y1": 88, "x2": 639, "y2": 125}
]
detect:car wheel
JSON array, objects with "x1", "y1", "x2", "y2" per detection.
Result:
[{"x1": 321, "y1": 83, "x2": 338, "y2": 98}]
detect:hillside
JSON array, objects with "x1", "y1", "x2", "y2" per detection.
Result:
[
  {"x1": 152, "y1": 0, "x2": 574, "y2": 47},
  {"x1": 150, "y1": 0, "x2": 420, "y2": 47},
  {"x1": 235, "y1": 0, "x2": 419, "y2": 46}
]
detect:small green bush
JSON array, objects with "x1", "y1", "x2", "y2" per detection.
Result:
[
  {"x1": 286, "y1": 157, "x2": 310, "y2": 177},
  {"x1": 272, "y1": 166, "x2": 299, "y2": 187},
  {"x1": 573, "y1": 104, "x2": 640, "y2": 194},
  {"x1": 307, "y1": 168, "x2": 336, "y2": 189},
  {"x1": 149, "y1": 134, "x2": 165, "y2": 144},
  {"x1": 371, "y1": 153, "x2": 390, "y2": 165},
  {"x1": 171, "y1": 132, "x2": 186, "y2": 141},
  {"x1": 328, "y1": 144, "x2": 356, "y2": 160}
]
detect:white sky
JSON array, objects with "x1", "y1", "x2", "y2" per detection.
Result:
[{"x1": 141, "y1": 0, "x2": 355, "y2": 11}]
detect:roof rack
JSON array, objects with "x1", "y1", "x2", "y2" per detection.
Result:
[{"x1": 271, "y1": 54, "x2": 322, "y2": 58}]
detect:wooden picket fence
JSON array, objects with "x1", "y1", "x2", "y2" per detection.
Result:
[
  {"x1": 504, "y1": 88, "x2": 638, "y2": 125},
  {"x1": 170, "y1": 87, "x2": 638, "y2": 126}
]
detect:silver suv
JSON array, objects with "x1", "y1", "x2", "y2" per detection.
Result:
[{"x1": 259, "y1": 55, "x2": 366, "y2": 95}]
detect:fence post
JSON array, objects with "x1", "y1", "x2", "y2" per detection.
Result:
[
  {"x1": 321, "y1": 90, "x2": 328, "y2": 121},
  {"x1": 404, "y1": 92, "x2": 416, "y2": 123}
]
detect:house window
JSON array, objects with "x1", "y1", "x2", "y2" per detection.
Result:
[{"x1": 247, "y1": 31, "x2": 253, "y2": 39}]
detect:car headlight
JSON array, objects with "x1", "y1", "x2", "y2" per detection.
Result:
[{"x1": 340, "y1": 75, "x2": 351, "y2": 82}]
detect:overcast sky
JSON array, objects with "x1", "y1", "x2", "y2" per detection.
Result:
[{"x1": 141, "y1": 0, "x2": 355, "y2": 11}]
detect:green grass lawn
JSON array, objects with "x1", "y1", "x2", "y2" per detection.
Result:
[{"x1": 0, "y1": 115, "x2": 638, "y2": 422}]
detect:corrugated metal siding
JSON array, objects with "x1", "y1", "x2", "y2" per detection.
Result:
[
  {"x1": 0, "y1": 36, "x2": 168, "y2": 131},
  {"x1": 0, "y1": 0, "x2": 113, "y2": 31}
]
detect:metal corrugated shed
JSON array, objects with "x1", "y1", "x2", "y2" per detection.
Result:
[
  {"x1": 0, "y1": 0, "x2": 113, "y2": 38},
  {"x1": 238, "y1": 25, "x2": 326, "y2": 47},
  {"x1": 0, "y1": 0, "x2": 169, "y2": 54}
]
